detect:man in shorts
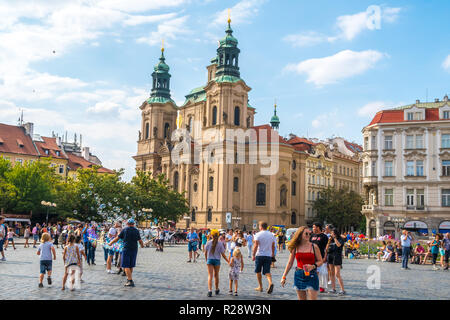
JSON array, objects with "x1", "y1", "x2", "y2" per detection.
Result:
[
  {"x1": 106, "y1": 221, "x2": 119, "y2": 273},
  {"x1": 186, "y1": 227, "x2": 199, "y2": 263},
  {"x1": 252, "y1": 221, "x2": 275, "y2": 294},
  {"x1": 310, "y1": 222, "x2": 329, "y2": 293},
  {"x1": 109, "y1": 219, "x2": 143, "y2": 287}
]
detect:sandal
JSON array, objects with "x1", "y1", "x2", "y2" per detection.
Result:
[{"x1": 267, "y1": 284, "x2": 274, "y2": 294}]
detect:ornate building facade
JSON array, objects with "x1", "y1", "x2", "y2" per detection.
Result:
[{"x1": 361, "y1": 96, "x2": 450, "y2": 238}]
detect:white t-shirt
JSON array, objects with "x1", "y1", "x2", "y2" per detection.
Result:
[
  {"x1": 254, "y1": 230, "x2": 275, "y2": 257},
  {"x1": 108, "y1": 227, "x2": 117, "y2": 239},
  {"x1": 226, "y1": 234, "x2": 233, "y2": 251},
  {"x1": 0, "y1": 225, "x2": 5, "y2": 240}
]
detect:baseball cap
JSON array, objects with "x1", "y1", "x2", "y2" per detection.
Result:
[{"x1": 127, "y1": 218, "x2": 136, "y2": 225}]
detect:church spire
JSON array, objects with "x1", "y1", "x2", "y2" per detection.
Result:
[
  {"x1": 270, "y1": 100, "x2": 280, "y2": 130},
  {"x1": 150, "y1": 42, "x2": 171, "y2": 99},
  {"x1": 215, "y1": 9, "x2": 240, "y2": 78}
]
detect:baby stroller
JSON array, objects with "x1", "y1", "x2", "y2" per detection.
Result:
[{"x1": 349, "y1": 248, "x2": 361, "y2": 259}]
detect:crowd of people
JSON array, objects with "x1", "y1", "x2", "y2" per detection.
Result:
[{"x1": 1, "y1": 214, "x2": 448, "y2": 299}]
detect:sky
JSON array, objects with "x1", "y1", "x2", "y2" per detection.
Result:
[{"x1": 0, "y1": 0, "x2": 449, "y2": 181}]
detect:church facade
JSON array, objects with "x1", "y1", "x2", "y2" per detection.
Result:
[{"x1": 133, "y1": 20, "x2": 361, "y2": 230}]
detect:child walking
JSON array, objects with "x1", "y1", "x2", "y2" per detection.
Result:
[
  {"x1": 4, "y1": 228, "x2": 18, "y2": 250},
  {"x1": 37, "y1": 233, "x2": 56, "y2": 287},
  {"x1": 62, "y1": 234, "x2": 81, "y2": 291},
  {"x1": 75, "y1": 236, "x2": 87, "y2": 283},
  {"x1": 228, "y1": 248, "x2": 244, "y2": 296}
]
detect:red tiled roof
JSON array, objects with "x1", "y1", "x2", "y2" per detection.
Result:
[
  {"x1": 66, "y1": 152, "x2": 114, "y2": 174},
  {"x1": 368, "y1": 108, "x2": 442, "y2": 126},
  {"x1": 344, "y1": 140, "x2": 363, "y2": 153},
  {"x1": 0, "y1": 123, "x2": 39, "y2": 156},
  {"x1": 35, "y1": 137, "x2": 67, "y2": 160},
  {"x1": 251, "y1": 124, "x2": 289, "y2": 145}
]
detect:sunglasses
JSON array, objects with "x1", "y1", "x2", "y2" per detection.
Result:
[{"x1": 304, "y1": 232, "x2": 311, "y2": 236}]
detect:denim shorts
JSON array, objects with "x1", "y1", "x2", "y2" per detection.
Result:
[
  {"x1": 33, "y1": 235, "x2": 39, "y2": 241},
  {"x1": 293, "y1": 268, "x2": 319, "y2": 291},
  {"x1": 254, "y1": 256, "x2": 272, "y2": 275},
  {"x1": 207, "y1": 259, "x2": 221, "y2": 266},
  {"x1": 7, "y1": 238, "x2": 13, "y2": 242},
  {"x1": 108, "y1": 249, "x2": 115, "y2": 256},
  {"x1": 188, "y1": 242, "x2": 198, "y2": 252},
  {"x1": 40, "y1": 260, "x2": 52, "y2": 274}
]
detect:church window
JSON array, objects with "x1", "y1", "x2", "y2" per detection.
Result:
[
  {"x1": 209, "y1": 176, "x2": 214, "y2": 191},
  {"x1": 233, "y1": 177, "x2": 239, "y2": 192},
  {"x1": 280, "y1": 185, "x2": 287, "y2": 207},
  {"x1": 292, "y1": 160, "x2": 296, "y2": 170},
  {"x1": 193, "y1": 183, "x2": 198, "y2": 192},
  {"x1": 173, "y1": 171, "x2": 179, "y2": 191},
  {"x1": 292, "y1": 181, "x2": 296, "y2": 196},
  {"x1": 164, "y1": 123, "x2": 170, "y2": 139},
  {"x1": 207, "y1": 208, "x2": 212, "y2": 222},
  {"x1": 256, "y1": 183, "x2": 266, "y2": 206},
  {"x1": 291, "y1": 212, "x2": 297, "y2": 225},
  {"x1": 234, "y1": 106, "x2": 240, "y2": 126},
  {"x1": 191, "y1": 209, "x2": 196, "y2": 222},
  {"x1": 212, "y1": 106, "x2": 217, "y2": 125},
  {"x1": 145, "y1": 123, "x2": 149, "y2": 139}
]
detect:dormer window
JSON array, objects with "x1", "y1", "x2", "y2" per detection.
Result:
[
  {"x1": 44, "y1": 149, "x2": 49, "y2": 155},
  {"x1": 444, "y1": 111, "x2": 450, "y2": 119},
  {"x1": 17, "y1": 139, "x2": 24, "y2": 147},
  {"x1": 0, "y1": 137, "x2": 3, "y2": 145},
  {"x1": 56, "y1": 151, "x2": 60, "y2": 156},
  {"x1": 407, "y1": 112, "x2": 414, "y2": 121},
  {"x1": 439, "y1": 104, "x2": 450, "y2": 119},
  {"x1": 405, "y1": 106, "x2": 425, "y2": 121}
]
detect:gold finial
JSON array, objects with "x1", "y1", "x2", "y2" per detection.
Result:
[
  {"x1": 227, "y1": 8, "x2": 231, "y2": 24},
  {"x1": 274, "y1": 98, "x2": 277, "y2": 110},
  {"x1": 161, "y1": 39, "x2": 164, "y2": 52}
]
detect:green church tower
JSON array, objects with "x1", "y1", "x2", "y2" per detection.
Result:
[{"x1": 215, "y1": 16, "x2": 240, "y2": 78}]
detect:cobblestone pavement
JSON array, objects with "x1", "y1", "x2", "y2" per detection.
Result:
[{"x1": 0, "y1": 243, "x2": 448, "y2": 300}]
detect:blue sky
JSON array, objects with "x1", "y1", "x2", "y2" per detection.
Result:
[{"x1": 0, "y1": 0, "x2": 449, "y2": 180}]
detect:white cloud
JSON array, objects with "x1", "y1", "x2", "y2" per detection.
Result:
[
  {"x1": 358, "y1": 101, "x2": 405, "y2": 118},
  {"x1": 284, "y1": 6, "x2": 401, "y2": 47},
  {"x1": 443, "y1": 55, "x2": 450, "y2": 72},
  {"x1": 311, "y1": 111, "x2": 344, "y2": 129},
  {"x1": 98, "y1": 0, "x2": 189, "y2": 13},
  {"x1": 285, "y1": 50, "x2": 386, "y2": 86},
  {"x1": 123, "y1": 12, "x2": 178, "y2": 26},
  {"x1": 210, "y1": 0, "x2": 267, "y2": 27},
  {"x1": 136, "y1": 16, "x2": 190, "y2": 46}
]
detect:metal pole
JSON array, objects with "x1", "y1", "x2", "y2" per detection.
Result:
[{"x1": 46, "y1": 206, "x2": 49, "y2": 225}]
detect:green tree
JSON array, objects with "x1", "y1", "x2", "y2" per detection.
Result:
[{"x1": 312, "y1": 186, "x2": 364, "y2": 232}]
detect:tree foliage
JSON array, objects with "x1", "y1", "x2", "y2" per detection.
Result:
[{"x1": 312, "y1": 186, "x2": 365, "y2": 232}]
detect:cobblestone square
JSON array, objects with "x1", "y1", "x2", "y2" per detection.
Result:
[{"x1": 0, "y1": 243, "x2": 448, "y2": 300}]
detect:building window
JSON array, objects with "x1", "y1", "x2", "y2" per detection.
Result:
[
  {"x1": 173, "y1": 171, "x2": 179, "y2": 190},
  {"x1": 364, "y1": 137, "x2": 369, "y2": 150},
  {"x1": 212, "y1": 106, "x2": 217, "y2": 125},
  {"x1": 291, "y1": 212, "x2": 296, "y2": 225},
  {"x1": 207, "y1": 208, "x2": 212, "y2": 222},
  {"x1": 416, "y1": 189, "x2": 425, "y2": 209},
  {"x1": 371, "y1": 135, "x2": 376, "y2": 149},
  {"x1": 442, "y1": 160, "x2": 450, "y2": 176},
  {"x1": 442, "y1": 134, "x2": 450, "y2": 148},
  {"x1": 406, "y1": 189, "x2": 414, "y2": 207},
  {"x1": 364, "y1": 163, "x2": 368, "y2": 177},
  {"x1": 233, "y1": 177, "x2": 239, "y2": 192},
  {"x1": 280, "y1": 185, "x2": 287, "y2": 207},
  {"x1": 292, "y1": 160, "x2": 296, "y2": 170},
  {"x1": 442, "y1": 189, "x2": 450, "y2": 206},
  {"x1": 16, "y1": 159, "x2": 23, "y2": 165},
  {"x1": 406, "y1": 161, "x2": 414, "y2": 176},
  {"x1": 191, "y1": 209, "x2": 196, "y2": 222},
  {"x1": 416, "y1": 135, "x2": 424, "y2": 149},
  {"x1": 312, "y1": 175, "x2": 315, "y2": 184},
  {"x1": 444, "y1": 111, "x2": 450, "y2": 119},
  {"x1": 292, "y1": 181, "x2": 296, "y2": 196},
  {"x1": 371, "y1": 161, "x2": 376, "y2": 176},
  {"x1": 208, "y1": 176, "x2": 214, "y2": 191},
  {"x1": 164, "y1": 123, "x2": 170, "y2": 139},
  {"x1": 406, "y1": 135, "x2": 414, "y2": 149},
  {"x1": 385, "y1": 189, "x2": 393, "y2": 206},
  {"x1": 234, "y1": 106, "x2": 240, "y2": 126},
  {"x1": 416, "y1": 160, "x2": 424, "y2": 176},
  {"x1": 256, "y1": 183, "x2": 266, "y2": 206},
  {"x1": 193, "y1": 183, "x2": 198, "y2": 192},
  {"x1": 385, "y1": 161, "x2": 393, "y2": 176},
  {"x1": 145, "y1": 122, "x2": 149, "y2": 139},
  {"x1": 407, "y1": 112, "x2": 414, "y2": 120},
  {"x1": 312, "y1": 191, "x2": 315, "y2": 200},
  {"x1": 59, "y1": 165, "x2": 64, "y2": 174},
  {"x1": 384, "y1": 135, "x2": 393, "y2": 150}
]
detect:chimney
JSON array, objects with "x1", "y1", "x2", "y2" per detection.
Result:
[
  {"x1": 416, "y1": 99, "x2": 420, "y2": 104},
  {"x1": 82, "y1": 147, "x2": 90, "y2": 161},
  {"x1": 22, "y1": 122, "x2": 34, "y2": 137},
  {"x1": 435, "y1": 98, "x2": 440, "y2": 103}
]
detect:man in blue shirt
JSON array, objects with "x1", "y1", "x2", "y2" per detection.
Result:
[
  {"x1": 186, "y1": 227, "x2": 199, "y2": 263},
  {"x1": 109, "y1": 219, "x2": 143, "y2": 287},
  {"x1": 400, "y1": 229, "x2": 413, "y2": 270}
]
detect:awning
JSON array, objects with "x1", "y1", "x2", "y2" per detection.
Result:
[
  {"x1": 404, "y1": 221, "x2": 428, "y2": 229},
  {"x1": 439, "y1": 221, "x2": 450, "y2": 229},
  {"x1": 4, "y1": 218, "x2": 31, "y2": 223}
]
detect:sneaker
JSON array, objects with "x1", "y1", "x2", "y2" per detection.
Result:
[
  {"x1": 117, "y1": 269, "x2": 122, "y2": 275},
  {"x1": 103, "y1": 262, "x2": 107, "y2": 265},
  {"x1": 124, "y1": 280, "x2": 135, "y2": 287},
  {"x1": 92, "y1": 262, "x2": 96, "y2": 265},
  {"x1": 338, "y1": 291, "x2": 346, "y2": 295},
  {"x1": 215, "y1": 289, "x2": 220, "y2": 295},
  {"x1": 229, "y1": 290, "x2": 233, "y2": 295},
  {"x1": 38, "y1": 283, "x2": 44, "y2": 288},
  {"x1": 207, "y1": 291, "x2": 212, "y2": 297},
  {"x1": 329, "y1": 289, "x2": 337, "y2": 294},
  {"x1": 47, "y1": 277, "x2": 52, "y2": 285},
  {"x1": 187, "y1": 260, "x2": 191, "y2": 263},
  {"x1": 328, "y1": 280, "x2": 332, "y2": 285},
  {"x1": 122, "y1": 272, "x2": 127, "y2": 276},
  {"x1": 234, "y1": 292, "x2": 238, "y2": 296},
  {"x1": 1, "y1": 257, "x2": 5, "y2": 261},
  {"x1": 433, "y1": 266, "x2": 440, "y2": 270}
]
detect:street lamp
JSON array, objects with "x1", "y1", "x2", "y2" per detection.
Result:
[
  {"x1": 391, "y1": 217, "x2": 405, "y2": 240},
  {"x1": 41, "y1": 201, "x2": 57, "y2": 225},
  {"x1": 142, "y1": 208, "x2": 153, "y2": 227}
]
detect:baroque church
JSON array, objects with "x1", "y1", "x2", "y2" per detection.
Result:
[{"x1": 134, "y1": 18, "x2": 314, "y2": 230}]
